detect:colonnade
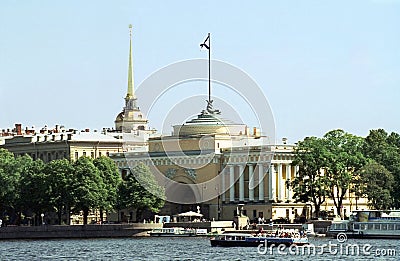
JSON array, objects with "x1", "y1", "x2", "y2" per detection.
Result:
[{"x1": 221, "y1": 163, "x2": 299, "y2": 203}]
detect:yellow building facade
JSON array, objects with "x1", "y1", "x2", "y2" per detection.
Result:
[{"x1": 111, "y1": 104, "x2": 369, "y2": 222}]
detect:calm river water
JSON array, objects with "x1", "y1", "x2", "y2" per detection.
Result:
[{"x1": 0, "y1": 237, "x2": 399, "y2": 260}]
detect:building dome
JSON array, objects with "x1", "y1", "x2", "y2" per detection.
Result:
[
  {"x1": 115, "y1": 111, "x2": 124, "y2": 122},
  {"x1": 173, "y1": 102, "x2": 246, "y2": 136}
]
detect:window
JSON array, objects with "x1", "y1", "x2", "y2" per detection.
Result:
[
  {"x1": 75, "y1": 152, "x2": 79, "y2": 159},
  {"x1": 122, "y1": 169, "x2": 128, "y2": 180},
  {"x1": 83, "y1": 151, "x2": 86, "y2": 157},
  {"x1": 99, "y1": 152, "x2": 102, "y2": 157},
  {"x1": 91, "y1": 152, "x2": 94, "y2": 158}
]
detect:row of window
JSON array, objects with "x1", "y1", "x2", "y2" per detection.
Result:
[
  {"x1": 355, "y1": 223, "x2": 400, "y2": 230},
  {"x1": 20, "y1": 150, "x2": 113, "y2": 161},
  {"x1": 29, "y1": 151, "x2": 67, "y2": 161},
  {"x1": 74, "y1": 151, "x2": 110, "y2": 159}
]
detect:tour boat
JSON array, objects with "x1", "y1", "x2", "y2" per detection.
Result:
[
  {"x1": 327, "y1": 210, "x2": 400, "y2": 239},
  {"x1": 148, "y1": 227, "x2": 196, "y2": 237},
  {"x1": 210, "y1": 231, "x2": 309, "y2": 247}
]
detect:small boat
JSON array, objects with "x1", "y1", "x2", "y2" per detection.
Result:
[
  {"x1": 148, "y1": 227, "x2": 196, "y2": 237},
  {"x1": 327, "y1": 210, "x2": 400, "y2": 239},
  {"x1": 210, "y1": 231, "x2": 308, "y2": 247}
]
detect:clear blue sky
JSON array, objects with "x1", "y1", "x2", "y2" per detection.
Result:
[{"x1": 1, "y1": 0, "x2": 399, "y2": 143}]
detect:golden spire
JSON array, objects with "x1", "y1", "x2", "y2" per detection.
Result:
[{"x1": 126, "y1": 24, "x2": 135, "y2": 101}]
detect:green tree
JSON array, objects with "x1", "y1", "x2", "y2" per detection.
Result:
[
  {"x1": 45, "y1": 159, "x2": 76, "y2": 224},
  {"x1": 118, "y1": 163, "x2": 165, "y2": 222},
  {"x1": 93, "y1": 156, "x2": 122, "y2": 222},
  {"x1": 17, "y1": 156, "x2": 49, "y2": 225},
  {"x1": 291, "y1": 136, "x2": 330, "y2": 218},
  {"x1": 357, "y1": 161, "x2": 394, "y2": 209},
  {"x1": 323, "y1": 130, "x2": 366, "y2": 217},
  {"x1": 72, "y1": 157, "x2": 105, "y2": 224},
  {"x1": 363, "y1": 129, "x2": 400, "y2": 207},
  {"x1": 0, "y1": 149, "x2": 20, "y2": 222}
]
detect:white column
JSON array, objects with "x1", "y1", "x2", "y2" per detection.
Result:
[
  {"x1": 258, "y1": 164, "x2": 264, "y2": 201},
  {"x1": 283, "y1": 164, "x2": 290, "y2": 200},
  {"x1": 269, "y1": 164, "x2": 276, "y2": 201},
  {"x1": 221, "y1": 169, "x2": 226, "y2": 202},
  {"x1": 286, "y1": 165, "x2": 292, "y2": 201},
  {"x1": 239, "y1": 165, "x2": 244, "y2": 202},
  {"x1": 278, "y1": 164, "x2": 283, "y2": 201},
  {"x1": 248, "y1": 164, "x2": 254, "y2": 201},
  {"x1": 229, "y1": 165, "x2": 235, "y2": 202}
]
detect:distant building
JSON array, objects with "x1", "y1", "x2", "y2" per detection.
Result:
[{"x1": 1, "y1": 123, "x2": 123, "y2": 162}]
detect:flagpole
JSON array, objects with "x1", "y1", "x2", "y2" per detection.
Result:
[{"x1": 208, "y1": 32, "x2": 211, "y2": 103}]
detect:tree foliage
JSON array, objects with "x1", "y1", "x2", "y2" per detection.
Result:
[
  {"x1": 323, "y1": 129, "x2": 366, "y2": 217},
  {"x1": 17, "y1": 157, "x2": 49, "y2": 218},
  {"x1": 0, "y1": 150, "x2": 164, "y2": 226},
  {"x1": 291, "y1": 136, "x2": 330, "y2": 218},
  {"x1": 292, "y1": 130, "x2": 366, "y2": 217},
  {"x1": 357, "y1": 160, "x2": 394, "y2": 209},
  {"x1": 363, "y1": 129, "x2": 400, "y2": 208},
  {"x1": 72, "y1": 156, "x2": 105, "y2": 225},
  {"x1": 45, "y1": 159, "x2": 76, "y2": 224},
  {"x1": 93, "y1": 156, "x2": 123, "y2": 221},
  {"x1": 118, "y1": 163, "x2": 165, "y2": 221},
  {"x1": 0, "y1": 149, "x2": 20, "y2": 212}
]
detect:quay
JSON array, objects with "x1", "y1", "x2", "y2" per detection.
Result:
[
  {"x1": 0, "y1": 220, "x2": 332, "y2": 240},
  {"x1": 0, "y1": 223, "x2": 162, "y2": 240}
]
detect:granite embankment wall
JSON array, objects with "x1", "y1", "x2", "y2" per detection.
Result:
[{"x1": 0, "y1": 223, "x2": 162, "y2": 240}]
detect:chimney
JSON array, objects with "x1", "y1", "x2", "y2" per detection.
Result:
[
  {"x1": 15, "y1": 124, "x2": 22, "y2": 135},
  {"x1": 282, "y1": 137, "x2": 287, "y2": 145}
]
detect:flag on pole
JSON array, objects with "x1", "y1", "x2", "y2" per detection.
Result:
[{"x1": 200, "y1": 34, "x2": 210, "y2": 49}]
